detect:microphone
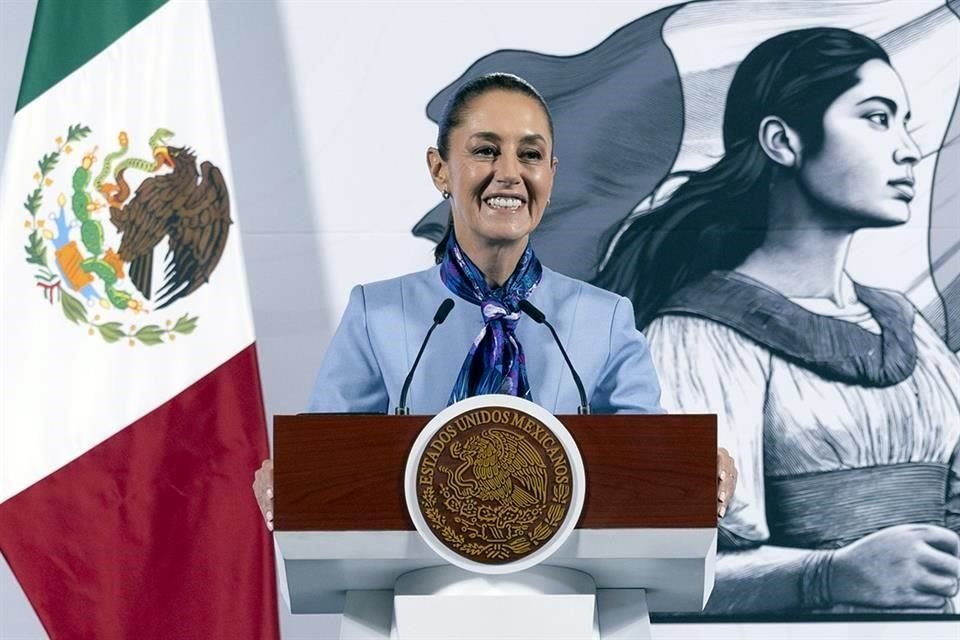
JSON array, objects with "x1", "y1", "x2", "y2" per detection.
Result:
[
  {"x1": 395, "y1": 298, "x2": 455, "y2": 415},
  {"x1": 518, "y1": 299, "x2": 591, "y2": 415}
]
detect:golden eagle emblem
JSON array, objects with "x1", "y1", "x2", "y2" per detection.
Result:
[
  {"x1": 448, "y1": 428, "x2": 547, "y2": 509},
  {"x1": 416, "y1": 407, "x2": 574, "y2": 564}
]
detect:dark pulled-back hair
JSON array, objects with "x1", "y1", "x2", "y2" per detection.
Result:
[
  {"x1": 594, "y1": 27, "x2": 890, "y2": 327},
  {"x1": 433, "y1": 73, "x2": 555, "y2": 263}
]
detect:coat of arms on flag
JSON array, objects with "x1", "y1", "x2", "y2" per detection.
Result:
[{"x1": 22, "y1": 123, "x2": 231, "y2": 345}]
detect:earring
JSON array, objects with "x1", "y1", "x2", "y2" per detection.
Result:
[{"x1": 442, "y1": 190, "x2": 450, "y2": 200}]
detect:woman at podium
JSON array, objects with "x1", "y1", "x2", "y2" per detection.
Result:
[
  {"x1": 254, "y1": 72, "x2": 737, "y2": 532},
  {"x1": 306, "y1": 73, "x2": 662, "y2": 418}
]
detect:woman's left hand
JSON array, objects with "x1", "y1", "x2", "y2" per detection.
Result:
[{"x1": 717, "y1": 447, "x2": 738, "y2": 518}]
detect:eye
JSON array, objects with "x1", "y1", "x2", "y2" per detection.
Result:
[
  {"x1": 473, "y1": 145, "x2": 498, "y2": 157},
  {"x1": 866, "y1": 112, "x2": 889, "y2": 128},
  {"x1": 520, "y1": 149, "x2": 543, "y2": 162}
]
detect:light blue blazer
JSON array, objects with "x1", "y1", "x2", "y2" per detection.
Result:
[{"x1": 307, "y1": 265, "x2": 662, "y2": 415}]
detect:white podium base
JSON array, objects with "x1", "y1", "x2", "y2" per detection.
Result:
[{"x1": 339, "y1": 566, "x2": 652, "y2": 640}]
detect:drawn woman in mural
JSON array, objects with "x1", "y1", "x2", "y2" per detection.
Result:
[{"x1": 596, "y1": 28, "x2": 960, "y2": 614}]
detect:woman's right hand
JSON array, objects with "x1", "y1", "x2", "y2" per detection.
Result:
[
  {"x1": 252, "y1": 458, "x2": 274, "y2": 531},
  {"x1": 831, "y1": 524, "x2": 960, "y2": 608}
]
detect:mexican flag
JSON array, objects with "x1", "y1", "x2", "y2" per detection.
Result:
[{"x1": 0, "y1": 1, "x2": 279, "y2": 638}]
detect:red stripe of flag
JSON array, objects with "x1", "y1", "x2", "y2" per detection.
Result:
[{"x1": 0, "y1": 344, "x2": 279, "y2": 639}]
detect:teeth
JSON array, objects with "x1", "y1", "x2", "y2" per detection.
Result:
[{"x1": 485, "y1": 196, "x2": 523, "y2": 209}]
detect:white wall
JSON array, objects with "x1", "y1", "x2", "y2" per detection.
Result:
[{"x1": 1, "y1": 1, "x2": 957, "y2": 638}]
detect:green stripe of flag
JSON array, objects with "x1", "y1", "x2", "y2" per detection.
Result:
[{"x1": 16, "y1": 0, "x2": 169, "y2": 112}]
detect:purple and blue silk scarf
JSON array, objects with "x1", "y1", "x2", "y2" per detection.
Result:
[{"x1": 439, "y1": 236, "x2": 543, "y2": 404}]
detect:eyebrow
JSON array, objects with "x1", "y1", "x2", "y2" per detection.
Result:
[
  {"x1": 856, "y1": 95, "x2": 911, "y2": 120},
  {"x1": 471, "y1": 131, "x2": 547, "y2": 145}
]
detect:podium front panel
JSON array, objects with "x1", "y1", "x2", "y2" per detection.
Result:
[{"x1": 274, "y1": 414, "x2": 716, "y2": 531}]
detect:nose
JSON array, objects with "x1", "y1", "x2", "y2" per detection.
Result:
[
  {"x1": 494, "y1": 152, "x2": 521, "y2": 186},
  {"x1": 894, "y1": 128, "x2": 921, "y2": 166}
]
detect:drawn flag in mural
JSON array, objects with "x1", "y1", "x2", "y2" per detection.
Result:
[
  {"x1": 928, "y1": 0, "x2": 960, "y2": 351},
  {"x1": 413, "y1": 0, "x2": 960, "y2": 353},
  {"x1": 0, "y1": 1, "x2": 279, "y2": 637}
]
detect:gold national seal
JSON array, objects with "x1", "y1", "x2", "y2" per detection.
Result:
[{"x1": 415, "y1": 406, "x2": 574, "y2": 564}]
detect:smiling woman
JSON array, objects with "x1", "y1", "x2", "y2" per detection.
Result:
[
  {"x1": 426, "y1": 76, "x2": 557, "y2": 286},
  {"x1": 252, "y1": 72, "x2": 737, "y2": 533},
  {"x1": 295, "y1": 71, "x2": 671, "y2": 415},
  {"x1": 427, "y1": 89, "x2": 554, "y2": 285},
  {"x1": 296, "y1": 72, "x2": 662, "y2": 417}
]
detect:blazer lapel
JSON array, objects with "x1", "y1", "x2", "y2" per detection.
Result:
[
  {"x1": 402, "y1": 267, "x2": 481, "y2": 413},
  {"x1": 518, "y1": 268, "x2": 570, "y2": 413}
]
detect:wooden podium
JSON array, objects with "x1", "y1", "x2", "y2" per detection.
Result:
[{"x1": 273, "y1": 413, "x2": 717, "y2": 639}]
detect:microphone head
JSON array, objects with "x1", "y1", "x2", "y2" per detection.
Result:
[
  {"x1": 518, "y1": 299, "x2": 545, "y2": 324},
  {"x1": 434, "y1": 298, "x2": 455, "y2": 324}
]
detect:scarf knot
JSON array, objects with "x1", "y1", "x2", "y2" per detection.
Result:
[
  {"x1": 439, "y1": 236, "x2": 542, "y2": 403},
  {"x1": 481, "y1": 299, "x2": 519, "y2": 326}
]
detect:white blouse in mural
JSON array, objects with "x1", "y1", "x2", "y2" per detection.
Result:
[{"x1": 646, "y1": 290, "x2": 960, "y2": 548}]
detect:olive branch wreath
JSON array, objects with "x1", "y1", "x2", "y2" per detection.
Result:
[{"x1": 421, "y1": 479, "x2": 571, "y2": 560}]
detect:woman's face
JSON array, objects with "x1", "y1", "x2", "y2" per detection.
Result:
[
  {"x1": 797, "y1": 59, "x2": 921, "y2": 227},
  {"x1": 430, "y1": 90, "x2": 556, "y2": 254}
]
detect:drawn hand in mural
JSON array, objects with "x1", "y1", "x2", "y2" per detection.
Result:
[
  {"x1": 831, "y1": 524, "x2": 960, "y2": 608},
  {"x1": 253, "y1": 458, "x2": 274, "y2": 531}
]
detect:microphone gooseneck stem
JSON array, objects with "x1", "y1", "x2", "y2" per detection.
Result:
[
  {"x1": 518, "y1": 299, "x2": 590, "y2": 415},
  {"x1": 543, "y1": 320, "x2": 591, "y2": 415},
  {"x1": 395, "y1": 323, "x2": 438, "y2": 415},
  {"x1": 395, "y1": 298, "x2": 455, "y2": 416}
]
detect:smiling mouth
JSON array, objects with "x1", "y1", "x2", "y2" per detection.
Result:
[
  {"x1": 888, "y1": 180, "x2": 915, "y2": 202},
  {"x1": 483, "y1": 196, "x2": 526, "y2": 211}
]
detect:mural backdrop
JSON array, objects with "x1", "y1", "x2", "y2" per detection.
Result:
[{"x1": 414, "y1": 0, "x2": 960, "y2": 619}]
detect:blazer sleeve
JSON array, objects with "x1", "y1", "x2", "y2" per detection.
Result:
[
  {"x1": 305, "y1": 285, "x2": 390, "y2": 413},
  {"x1": 591, "y1": 296, "x2": 664, "y2": 414}
]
